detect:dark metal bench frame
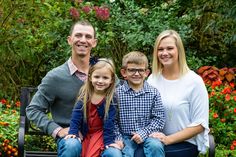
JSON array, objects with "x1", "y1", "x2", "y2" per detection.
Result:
[
  {"x1": 18, "y1": 87, "x2": 216, "y2": 157},
  {"x1": 18, "y1": 87, "x2": 57, "y2": 157}
]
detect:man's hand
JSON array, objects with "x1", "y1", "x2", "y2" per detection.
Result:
[
  {"x1": 64, "y1": 134, "x2": 81, "y2": 142},
  {"x1": 57, "y1": 127, "x2": 69, "y2": 138},
  {"x1": 131, "y1": 132, "x2": 143, "y2": 144}
]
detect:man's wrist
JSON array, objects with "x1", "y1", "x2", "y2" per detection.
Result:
[{"x1": 52, "y1": 127, "x2": 63, "y2": 138}]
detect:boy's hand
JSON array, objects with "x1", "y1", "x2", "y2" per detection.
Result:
[{"x1": 131, "y1": 132, "x2": 143, "y2": 144}]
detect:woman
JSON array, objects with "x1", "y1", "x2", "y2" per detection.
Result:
[{"x1": 147, "y1": 30, "x2": 209, "y2": 157}]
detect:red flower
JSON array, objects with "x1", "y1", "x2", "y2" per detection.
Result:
[
  {"x1": 82, "y1": 6, "x2": 91, "y2": 14},
  {"x1": 221, "y1": 87, "x2": 231, "y2": 94},
  {"x1": 233, "y1": 90, "x2": 236, "y2": 95},
  {"x1": 233, "y1": 140, "x2": 236, "y2": 146},
  {"x1": 225, "y1": 94, "x2": 231, "y2": 101},
  {"x1": 211, "y1": 79, "x2": 222, "y2": 89},
  {"x1": 230, "y1": 144, "x2": 235, "y2": 150},
  {"x1": 0, "y1": 99, "x2": 6, "y2": 104},
  {"x1": 233, "y1": 96, "x2": 236, "y2": 102},
  {"x1": 94, "y1": 6, "x2": 110, "y2": 21},
  {"x1": 234, "y1": 108, "x2": 236, "y2": 113},
  {"x1": 213, "y1": 113, "x2": 218, "y2": 118},
  {"x1": 229, "y1": 82, "x2": 235, "y2": 88},
  {"x1": 69, "y1": 7, "x2": 80, "y2": 20}
]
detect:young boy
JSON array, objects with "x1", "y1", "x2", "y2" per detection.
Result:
[{"x1": 111, "y1": 51, "x2": 165, "y2": 157}]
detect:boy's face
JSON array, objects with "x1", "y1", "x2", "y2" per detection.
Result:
[{"x1": 121, "y1": 63, "x2": 149, "y2": 90}]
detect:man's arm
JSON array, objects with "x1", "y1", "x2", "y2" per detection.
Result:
[{"x1": 26, "y1": 72, "x2": 60, "y2": 135}]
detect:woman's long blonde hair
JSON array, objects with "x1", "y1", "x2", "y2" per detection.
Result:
[
  {"x1": 152, "y1": 30, "x2": 189, "y2": 76},
  {"x1": 78, "y1": 58, "x2": 116, "y2": 121}
]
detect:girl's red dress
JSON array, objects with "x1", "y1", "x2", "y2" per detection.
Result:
[{"x1": 81, "y1": 101, "x2": 104, "y2": 157}]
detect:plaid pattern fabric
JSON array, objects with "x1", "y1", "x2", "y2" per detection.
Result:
[{"x1": 115, "y1": 80, "x2": 165, "y2": 140}]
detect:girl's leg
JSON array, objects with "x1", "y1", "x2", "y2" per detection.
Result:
[{"x1": 57, "y1": 137, "x2": 81, "y2": 157}]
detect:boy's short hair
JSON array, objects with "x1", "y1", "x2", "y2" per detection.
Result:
[{"x1": 122, "y1": 51, "x2": 148, "y2": 68}]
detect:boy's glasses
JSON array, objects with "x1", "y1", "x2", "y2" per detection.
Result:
[{"x1": 126, "y1": 68, "x2": 146, "y2": 75}]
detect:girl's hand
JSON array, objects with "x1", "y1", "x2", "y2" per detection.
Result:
[
  {"x1": 108, "y1": 140, "x2": 124, "y2": 150},
  {"x1": 149, "y1": 132, "x2": 171, "y2": 145}
]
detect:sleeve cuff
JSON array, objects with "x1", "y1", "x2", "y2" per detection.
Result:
[{"x1": 52, "y1": 127, "x2": 63, "y2": 138}]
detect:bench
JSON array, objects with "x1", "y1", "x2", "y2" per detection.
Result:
[
  {"x1": 18, "y1": 87, "x2": 57, "y2": 157},
  {"x1": 18, "y1": 87, "x2": 216, "y2": 157}
]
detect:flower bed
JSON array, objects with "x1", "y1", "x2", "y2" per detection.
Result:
[{"x1": 198, "y1": 66, "x2": 236, "y2": 153}]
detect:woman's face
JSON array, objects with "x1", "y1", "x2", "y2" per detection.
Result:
[{"x1": 157, "y1": 36, "x2": 178, "y2": 68}]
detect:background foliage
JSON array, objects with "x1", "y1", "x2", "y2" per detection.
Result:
[{"x1": 0, "y1": 0, "x2": 235, "y2": 99}]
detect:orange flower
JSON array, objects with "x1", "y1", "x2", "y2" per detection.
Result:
[
  {"x1": 225, "y1": 94, "x2": 231, "y2": 101},
  {"x1": 213, "y1": 113, "x2": 218, "y2": 118},
  {"x1": 0, "y1": 121, "x2": 9, "y2": 127},
  {"x1": 210, "y1": 91, "x2": 215, "y2": 97},
  {"x1": 220, "y1": 118, "x2": 226, "y2": 123},
  {"x1": 15, "y1": 101, "x2": 21, "y2": 107}
]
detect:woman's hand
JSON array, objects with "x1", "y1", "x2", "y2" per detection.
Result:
[{"x1": 149, "y1": 132, "x2": 171, "y2": 145}]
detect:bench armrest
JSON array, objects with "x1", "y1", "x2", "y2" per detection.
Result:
[
  {"x1": 208, "y1": 133, "x2": 215, "y2": 157},
  {"x1": 18, "y1": 116, "x2": 26, "y2": 157}
]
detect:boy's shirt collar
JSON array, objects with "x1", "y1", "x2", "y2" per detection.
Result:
[{"x1": 122, "y1": 80, "x2": 149, "y2": 94}]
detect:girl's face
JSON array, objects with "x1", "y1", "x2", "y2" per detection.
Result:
[
  {"x1": 157, "y1": 36, "x2": 179, "y2": 68},
  {"x1": 90, "y1": 66, "x2": 113, "y2": 94}
]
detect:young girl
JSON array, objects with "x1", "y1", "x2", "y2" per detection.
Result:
[{"x1": 65, "y1": 58, "x2": 121, "y2": 157}]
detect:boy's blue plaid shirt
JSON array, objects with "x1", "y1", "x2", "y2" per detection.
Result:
[{"x1": 114, "y1": 80, "x2": 165, "y2": 141}]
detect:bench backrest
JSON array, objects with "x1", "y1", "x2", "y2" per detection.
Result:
[{"x1": 20, "y1": 87, "x2": 46, "y2": 135}]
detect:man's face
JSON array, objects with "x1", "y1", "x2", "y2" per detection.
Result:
[
  {"x1": 121, "y1": 63, "x2": 149, "y2": 90},
  {"x1": 68, "y1": 24, "x2": 97, "y2": 58}
]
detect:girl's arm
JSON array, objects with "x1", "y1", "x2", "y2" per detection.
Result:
[
  {"x1": 68, "y1": 101, "x2": 83, "y2": 135},
  {"x1": 103, "y1": 103, "x2": 117, "y2": 146}
]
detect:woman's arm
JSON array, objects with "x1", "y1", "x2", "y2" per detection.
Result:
[{"x1": 150, "y1": 124, "x2": 204, "y2": 145}]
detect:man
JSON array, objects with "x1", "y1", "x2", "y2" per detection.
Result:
[{"x1": 26, "y1": 20, "x2": 97, "y2": 157}]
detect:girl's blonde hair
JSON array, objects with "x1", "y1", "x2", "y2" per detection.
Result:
[
  {"x1": 78, "y1": 58, "x2": 116, "y2": 121},
  {"x1": 152, "y1": 30, "x2": 189, "y2": 76}
]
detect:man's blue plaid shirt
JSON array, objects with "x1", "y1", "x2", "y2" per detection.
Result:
[{"x1": 114, "y1": 80, "x2": 165, "y2": 141}]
